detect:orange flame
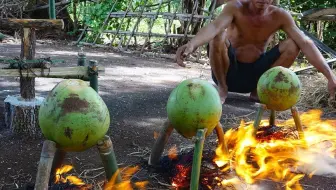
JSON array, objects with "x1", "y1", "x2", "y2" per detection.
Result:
[
  {"x1": 213, "y1": 109, "x2": 336, "y2": 189},
  {"x1": 55, "y1": 165, "x2": 85, "y2": 186},
  {"x1": 104, "y1": 166, "x2": 148, "y2": 190},
  {"x1": 168, "y1": 145, "x2": 178, "y2": 160}
]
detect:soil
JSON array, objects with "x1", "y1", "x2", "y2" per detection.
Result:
[{"x1": 0, "y1": 40, "x2": 336, "y2": 190}]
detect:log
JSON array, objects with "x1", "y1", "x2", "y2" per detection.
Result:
[
  {"x1": 0, "y1": 19, "x2": 64, "y2": 30},
  {"x1": 4, "y1": 95, "x2": 44, "y2": 137},
  {"x1": 0, "y1": 66, "x2": 105, "y2": 80},
  {"x1": 35, "y1": 140, "x2": 57, "y2": 190}
]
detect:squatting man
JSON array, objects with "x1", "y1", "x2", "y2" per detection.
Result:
[{"x1": 175, "y1": 0, "x2": 336, "y2": 104}]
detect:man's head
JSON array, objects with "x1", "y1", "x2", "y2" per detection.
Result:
[{"x1": 250, "y1": 0, "x2": 273, "y2": 10}]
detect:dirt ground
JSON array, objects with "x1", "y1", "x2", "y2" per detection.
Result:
[{"x1": 0, "y1": 40, "x2": 336, "y2": 190}]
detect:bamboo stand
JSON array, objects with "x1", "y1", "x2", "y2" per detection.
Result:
[
  {"x1": 253, "y1": 104, "x2": 305, "y2": 140},
  {"x1": 148, "y1": 120, "x2": 229, "y2": 189}
]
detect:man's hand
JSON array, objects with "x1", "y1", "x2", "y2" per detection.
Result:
[
  {"x1": 175, "y1": 43, "x2": 195, "y2": 67},
  {"x1": 328, "y1": 78, "x2": 336, "y2": 100}
]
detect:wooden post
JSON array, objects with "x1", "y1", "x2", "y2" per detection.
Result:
[
  {"x1": 2, "y1": 18, "x2": 64, "y2": 137},
  {"x1": 35, "y1": 140, "x2": 57, "y2": 190},
  {"x1": 20, "y1": 27, "x2": 36, "y2": 100},
  {"x1": 148, "y1": 120, "x2": 174, "y2": 166}
]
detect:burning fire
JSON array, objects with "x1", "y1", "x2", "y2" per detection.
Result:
[
  {"x1": 55, "y1": 165, "x2": 147, "y2": 190},
  {"x1": 104, "y1": 166, "x2": 148, "y2": 190},
  {"x1": 55, "y1": 165, "x2": 86, "y2": 186},
  {"x1": 213, "y1": 109, "x2": 336, "y2": 189}
]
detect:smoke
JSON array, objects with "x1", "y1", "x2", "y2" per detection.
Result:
[{"x1": 293, "y1": 148, "x2": 336, "y2": 178}]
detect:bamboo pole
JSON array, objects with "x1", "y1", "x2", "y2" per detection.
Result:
[
  {"x1": 253, "y1": 104, "x2": 266, "y2": 134},
  {"x1": 215, "y1": 123, "x2": 230, "y2": 157},
  {"x1": 97, "y1": 135, "x2": 122, "y2": 183},
  {"x1": 49, "y1": 0, "x2": 56, "y2": 19},
  {"x1": 125, "y1": 0, "x2": 148, "y2": 49},
  {"x1": 110, "y1": 0, "x2": 133, "y2": 46},
  {"x1": 163, "y1": 0, "x2": 182, "y2": 45},
  {"x1": 80, "y1": 28, "x2": 196, "y2": 38},
  {"x1": 148, "y1": 120, "x2": 174, "y2": 166},
  {"x1": 93, "y1": 0, "x2": 118, "y2": 44},
  {"x1": 0, "y1": 66, "x2": 105, "y2": 80},
  {"x1": 183, "y1": 0, "x2": 199, "y2": 41},
  {"x1": 34, "y1": 140, "x2": 57, "y2": 190},
  {"x1": 290, "y1": 107, "x2": 305, "y2": 140},
  {"x1": 190, "y1": 128, "x2": 207, "y2": 190},
  {"x1": 140, "y1": 0, "x2": 164, "y2": 53},
  {"x1": 89, "y1": 60, "x2": 98, "y2": 92}
]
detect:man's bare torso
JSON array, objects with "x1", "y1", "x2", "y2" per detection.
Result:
[{"x1": 225, "y1": 1, "x2": 283, "y2": 63}]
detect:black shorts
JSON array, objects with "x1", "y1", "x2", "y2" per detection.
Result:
[{"x1": 208, "y1": 42, "x2": 281, "y2": 93}]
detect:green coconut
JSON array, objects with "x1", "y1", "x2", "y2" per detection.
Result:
[
  {"x1": 257, "y1": 66, "x2": 302, "y2": 111},
  {"x1": 167, "y1": 78, "x2": 222, "y2": 139},
  {"x1": 39, "y1": 79, "x2": 110, "y2": 152}
]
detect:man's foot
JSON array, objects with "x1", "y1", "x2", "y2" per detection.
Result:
[{"x1": 249, "y1": 90, "x2": 260, "y2": 103}]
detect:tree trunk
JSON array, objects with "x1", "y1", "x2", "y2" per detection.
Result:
[{"x1": 20, "y1": 28, "x2": 36, "y2": 100}]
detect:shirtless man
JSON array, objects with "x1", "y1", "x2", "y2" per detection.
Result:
[{"x1": 175, "y1": 0, "x2": 336, "y2": 104}]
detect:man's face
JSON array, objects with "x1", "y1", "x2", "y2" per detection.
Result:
[{"x1": 251, "y1": 0, "x2": 272, "y2": 9}]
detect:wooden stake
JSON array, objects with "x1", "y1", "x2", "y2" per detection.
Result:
[
  {"x1": 148, "y1": 119, "x2": 174, "y2": 166},
  {"x1": 190, "y1": 128, "x2": 207, "y2": 190},
  {"x1": 290, "y1": 107, "x2": 305, "y2": 140},
  {"x1": 97, "y1": 135, "x2": 122, "y2": 183},
  {"x1": 215, "y1": 123, "x2": 230, "y2": 156},
  {"x1": 35, "y1": 140, "x2": 57, "y2": 190},
  {"x1": 253, "y1": 104, "x2": 266, "y2": 135}
]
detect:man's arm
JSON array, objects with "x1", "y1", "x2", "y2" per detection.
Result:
[
  {"x1": 281, "y1": 9, "x2": 336, "y2": 99},
  {"x1": 281, "y1": 10, "x2": 335, "y2": 81},
  {"x1": 187, "y1": 2, "x2": 236, "y2": 49},
  {"x1": 176, "y1": 2, "x2": 237, "y2": 66}
]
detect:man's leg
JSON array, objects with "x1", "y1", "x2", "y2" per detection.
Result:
[
  {"x1": 272, "y1": 38, "x2": 300, "y2": 68},
  {"x1": 209, "y1": 31, "x2": 230, "y2": 104},
  {"x1": 250, "y1": 38, "x2": 300, "y2": 101}
]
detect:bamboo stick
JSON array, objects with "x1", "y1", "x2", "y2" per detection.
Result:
[
  {"x1": 110, "y1": 0, "x2": 133, "y2": 46},
  {"x1": 148, "y1": 120, "x2": 174, "y2": 166},
  {"x1": 97, "y1": 135, "x2": 122, "y2": 183},
  {"x1": 125, "y1": 0, "x2": 149, "y2": 48},
  {"x1": 140, "y1": 0, "x2": 164, "y2": 53},
  {"x1": 80, "y1": 28, "x2": 196, "y2": 38},
  {"x1": 34, "y1": 140, "x2": 57, "y2": 190},
  {"x1": 89, "y1": 60, "x2": 98, "y2": 92},
  {"x1": 183, "y1": 0, "x2": 199, "y2": 40},
  {"x1": 253, "y1": 104, "x2": 266, "y2": 134},
  {"x1": 108, "y1": 12, "x2": 211, "y2": 21},
  {"x1": 0, "y1": 66, "x2": 105, "y2": 80},
  {"x1": 215, "y1": 123, "x2": 230, "y2": 157},
  {"x1": 163, "y1": 1, "x2": 182, "y2": 45},
  {"x1": 290, "y1": 107, "x2": 305, "y2": 140},
  {"x1": 190, "y1": 128, "x2": 207, "y2": 190},
  {"x1": 93, "y1": 0, "x2": 118, "y2": 44}
]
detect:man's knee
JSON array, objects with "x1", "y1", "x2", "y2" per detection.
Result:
[{"x1": 280, "y1": 38, "x2": 300, "y2": 57}]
